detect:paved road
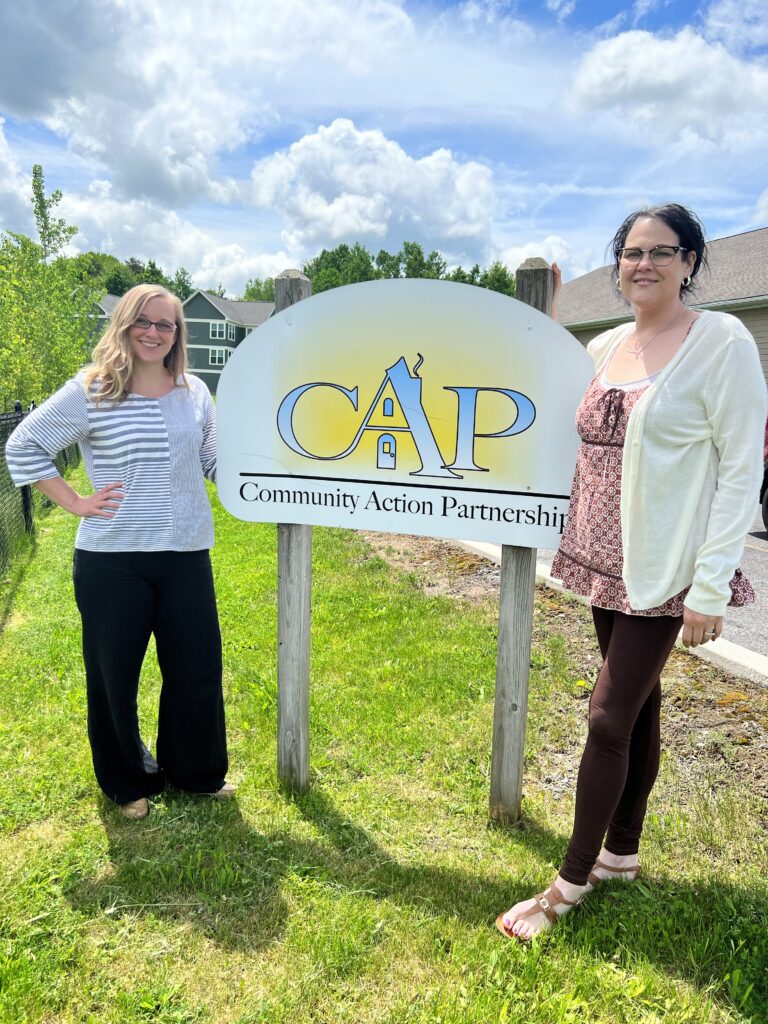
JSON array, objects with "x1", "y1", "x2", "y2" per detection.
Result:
[{"x1": 538, "y1": 504, "x2": 768, "y2": 658}]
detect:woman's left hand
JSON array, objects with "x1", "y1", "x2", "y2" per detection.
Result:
[{"x1": 682, "y1": 608, "x2": 723, "y2": 647}]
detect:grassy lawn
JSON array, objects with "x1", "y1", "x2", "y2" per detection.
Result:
[{"x1": 0, "y1": 466, "x2": 766, "y2": 1024}]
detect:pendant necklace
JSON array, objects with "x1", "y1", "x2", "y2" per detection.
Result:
[{"x1": 626, "y1": 308, "x2": 687, "y2": 358}]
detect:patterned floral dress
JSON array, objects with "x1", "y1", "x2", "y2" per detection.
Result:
[{"x1": 550, "y1": 374, "x2": 754, "y2": 615}]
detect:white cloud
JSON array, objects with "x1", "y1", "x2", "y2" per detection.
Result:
[
  {"x1": 703, "y1": 0, "x2": 768, "y2": 53},
  {"x1": 497, "y1": 234, "x2": 572, "y2": 274},
  {"x1": 58, "y1": 180, "x2": 292, "y2": 295},
  {"x1": 195, "y1": 246, "x2": 293, "y2": 294},
  {"x1": 631, "y1": 0, "x2": 660, "y2": 25},
  {"x1": 546, "y1": 0, "x2": 576, "y2": 24},
  {"x1": 0, "y1": 120, "x2": 33, "y2": 232},
  {"x1": 570, "y1": 28, "x2": 768, "y2": 151},
  {"x1": 0, "y1": 0, "x2": 414, "y2": 206},
  {"x1": 250, "y1": 118, "x2": 497, "y2": 255}
]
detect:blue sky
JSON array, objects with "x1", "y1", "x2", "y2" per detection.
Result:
[{"x1": 0, "y1": 0, "x2": 766, "y2": 294}]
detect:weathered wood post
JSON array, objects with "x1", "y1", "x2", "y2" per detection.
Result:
[
  {"x1": 275, "y1": 270, "x2": 313, "y2": 793},
  {"x1": 489, "y1": 257, "x2": 553, "y2": 824}
]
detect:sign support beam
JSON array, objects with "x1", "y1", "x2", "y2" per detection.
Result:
[
  {"x1": 489, "y1": 257, "x2": 553, "y2": 824},
  {"x1": 275, "y1": 270, "x2": 313, "y2": 793}
]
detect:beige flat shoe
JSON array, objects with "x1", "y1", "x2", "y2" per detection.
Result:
[
  {"x1": 120, "y1": 798, "x2": 149, "y2": 820},
  {"x1": 212, "y1": 782, "x2": 237, "y2": 799}
]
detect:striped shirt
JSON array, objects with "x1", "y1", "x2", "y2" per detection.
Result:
[{"x1": 5, "y1": 372, "x2": 217, "y2": 552}]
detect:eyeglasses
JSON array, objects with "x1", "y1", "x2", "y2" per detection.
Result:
[
  {"x1": 132, "y1": 316, "x2": 177, "y2": 334},
  {"x1": 616, "y1": 245, "x2": 688, "y2": 267}
]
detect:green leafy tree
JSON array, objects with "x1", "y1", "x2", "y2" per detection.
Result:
[
  {"x1": 400, "y1": 241, "x2": 446, "y2": 280},
  {"x1": 31, "y1": 164, "x2": 78, "y2": 260},
  {"x1": 304, "y1": 243, "x2": 378, "y2": 293},
  {"x1": 240, "y1": 276, "x2": 275, "y2": 301},
  {"x1": 171, "y1": 266, "x2": 195, "y2": 301},
  {"x1": 375, "y1": 248, "x2": 401, "y2": 278},
  {"x1": 1, "y1": 168, "x2": 101, "y2": 406},
  {"x1": 0, "y1": 233, "x2": 101, "y2": 406},
  {"x1": 446, "y1": 263, "x2": 481, "y2": 286},
  {"x1": 205, "y1": 283, "x2": 227, "y2": 298},
  {"x1": 479, "y1": 260, "x2": 516, "y2": 297},
  {"x1": 143, "y1": 258, "x2": 172, "y2": 287},
  {"x1": 102, "y1": 263, "x2": 138, "y2": 297}
]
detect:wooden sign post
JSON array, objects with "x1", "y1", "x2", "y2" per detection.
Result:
[
  {"x1": 489, "y1": 258, "x2": 553, "y2": 824},
  {"x1": 275, "y1": 271, "x2": 313, "y2": 793}
]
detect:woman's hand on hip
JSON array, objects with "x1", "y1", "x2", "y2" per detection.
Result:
[
  {"x1": 34, "y1": 477, "x2": 124, "y2": 518},
  {"x1": 682, "y1": 608, "x2": 723, "y2": 647},
  {"x1": 73, "y1": 481, "x2": 125, "y2": 518}
]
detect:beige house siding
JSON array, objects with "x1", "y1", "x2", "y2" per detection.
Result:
[
  {"x1": 569, "y1": 308, "x2": 768, "y2": 383},
  {"x1": 733, "y1": 307, "x2": 768, "y2": 382}
]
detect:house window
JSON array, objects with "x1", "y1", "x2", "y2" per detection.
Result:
[
  {"x1": 210, "y1": 348, "x2": 227, "y2": 366},
  {"x1": 227, "y1": 323, "x2": 236, "y2": 341},
  {"x1": 210, "y1": 322, "x2": 225, "y2": 339}
]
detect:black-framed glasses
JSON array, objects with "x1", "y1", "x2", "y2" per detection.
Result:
[
  {"x1": 616, "y1": 245, "x2": 688, "y2": 267},
  {"x1": 132, "y1": 316, "x2": 177, "y2": 334}
]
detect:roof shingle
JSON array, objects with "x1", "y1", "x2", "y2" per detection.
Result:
[{"x1": 558, "y1": 226, "x2": 768, "y2": 327}]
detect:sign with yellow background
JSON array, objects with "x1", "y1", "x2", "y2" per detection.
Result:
[{"x1": 217, "y1": 279, "x2": 593, "y2": 547}]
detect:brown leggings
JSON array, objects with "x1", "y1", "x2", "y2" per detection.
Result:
[{"x1": 559, "y1": 607, "x2": 683, "y2": 886}]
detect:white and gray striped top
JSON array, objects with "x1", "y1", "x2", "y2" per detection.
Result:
[{"x1": 5, "y1": 372, "x2": 217, "y2": 552}]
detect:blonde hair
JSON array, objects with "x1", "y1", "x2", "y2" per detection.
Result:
[{"x1": 84, "y1": 284, "x2": 188, "y2": 402}]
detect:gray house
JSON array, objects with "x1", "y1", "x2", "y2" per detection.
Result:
[
  {"x1": 182, "y1": 291, "x2": 274, "y2": 392},
  {"x1": 95, "y1": 293, "x2": 120, "y2": 331},
  {"x1": 557, "y1": 226, "x2": 768, "y2": 386}
]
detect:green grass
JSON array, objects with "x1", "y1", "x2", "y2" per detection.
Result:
[{"x1": 0, "y1": 466, "x2": 766, "y2": 1023}]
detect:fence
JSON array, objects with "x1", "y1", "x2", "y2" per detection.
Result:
[{"x1": 0, "y1": 408, "x2": 80, "y2": 575}]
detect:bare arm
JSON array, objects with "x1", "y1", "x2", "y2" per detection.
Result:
[
  {"x1": 550, "y1": 261, "x2": 562, "y2": 321},
  {"x1": 34, "y1": 476, "x2": 124, "y2": 519}
]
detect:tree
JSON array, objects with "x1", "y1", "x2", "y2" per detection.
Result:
[
  {"x1": 479, "y1": 260, "x2": 515, "y2": 297},
  {"x1": 240, "y1": 275, "x2": 275, "y2": 302},
  {"x1": 446, "y1": 263, "x2": 481, "y2": 286},
  {"x1": 171, "y1": 266, "x2": 195, "y2": 301},
  {"x1": 375, "y1": 248, "x2": 401, "y2": 279},
  {"x1": 31, "y1": 164, "x2": 77, "y2": 260},
  {"x1": 0, "y1": 233, "x2": 101, "y2": 406},
  {"x1": 400, "y1": 241, "x2": 446, "y2": 280},
  {"x1": 304, "y1": 243, "x2": 378, "y2": 293},
  {"x1": 205, "y1": 283, "x2": 227, "y2": 298},
  {"x1": 0, "y1": 167, "x2": 101, "y2": 406},
  {"x1": 102, "y1": 263, "x2": 138, "y2": 297}
]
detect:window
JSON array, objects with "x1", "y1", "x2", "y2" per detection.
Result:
[
  {"x1": 227, "y1": 323, "x2": 236, "y2": 341},
  {"x1": 210, "y1": 348, "x2": 227, "y2": 366},
  {"x1": 209, "y1": 321, "x2": 225, "y2": 339}
]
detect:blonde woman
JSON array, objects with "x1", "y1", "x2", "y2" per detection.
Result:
[{"x1": 6, "y1": 284, "x2": 233, "y2": 819}]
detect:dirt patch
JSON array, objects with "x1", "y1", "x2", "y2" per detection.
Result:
[{"x1": 361, "y1": 532, "x2": 768, "y2": 802}]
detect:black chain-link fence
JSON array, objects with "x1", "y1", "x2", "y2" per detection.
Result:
[{"x1": 1, "y1": 409, "x2": 81, "y2": 575}]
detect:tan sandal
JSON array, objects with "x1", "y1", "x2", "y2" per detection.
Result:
[
  {"x1": 496, "y1": 884, "x2": 583, "y2": 940},
  {"x1": 587, "y1": 858, "x2": 641, "y2": 885}
]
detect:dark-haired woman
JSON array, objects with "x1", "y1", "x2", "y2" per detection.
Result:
[
  {"x1": 6, "y1": 284, "x2": 234, "y2": 820},
  {"x1": 497, "y1": 204, "x2": 766, "y2": 940}
]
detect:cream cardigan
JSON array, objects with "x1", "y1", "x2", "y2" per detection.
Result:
[{"x1": 588, "y1": 310, "x2": 767, "y2": 616}]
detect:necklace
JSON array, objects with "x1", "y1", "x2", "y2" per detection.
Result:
[{"x1": 626, "y1": 309, "x2": 687, "y2": 358}]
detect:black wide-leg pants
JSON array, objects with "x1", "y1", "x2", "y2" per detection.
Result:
[{"x1": 73, "y1": 549, "x2": 228, "y2": 805}]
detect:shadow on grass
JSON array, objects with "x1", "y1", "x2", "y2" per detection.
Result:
[
  {"x1": 0, "y1": 536, "x2": 37, "y2": 638},
  {"x1": 62, "y1": 784, "x2": 767, "y2": 1017}
]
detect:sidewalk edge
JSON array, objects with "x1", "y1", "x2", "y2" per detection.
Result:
[{"x1": 454, "y1": 540, "x2": 768, "y2": 687}]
